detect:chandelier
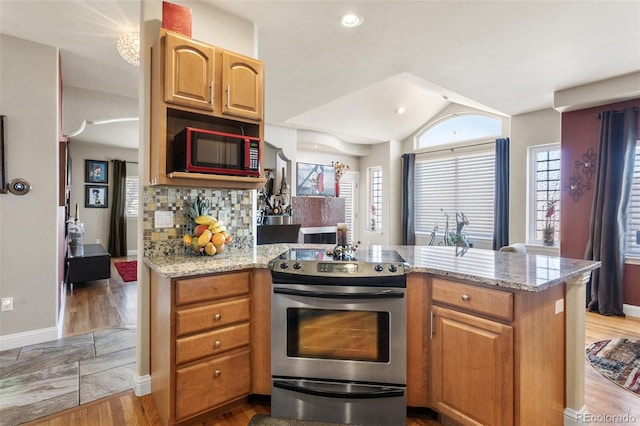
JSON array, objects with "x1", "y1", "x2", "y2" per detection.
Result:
[{"x1": 116, "y1": 32, "x2": 140, "y2": 66}]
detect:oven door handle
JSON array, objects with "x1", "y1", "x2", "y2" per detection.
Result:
[
  {"x1": 273, "y1": 379, "x2": 404, "y2": 399},
  {"x1": 273, "y1": 287, "x2": 404, "y2": 299}
]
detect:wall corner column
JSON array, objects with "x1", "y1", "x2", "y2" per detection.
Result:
[{"x1": 564, "y1": 272, "x2": 591, "y2": 425}]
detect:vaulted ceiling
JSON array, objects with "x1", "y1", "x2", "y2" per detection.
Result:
[{"x1": 1, "y1": 1, "x2": 638, "y2": 151}]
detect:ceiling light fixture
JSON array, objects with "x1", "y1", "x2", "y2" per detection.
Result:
[
  {"x1": 341, "y1": 13, "x2": 363, "y2": 28},
  {"x1": 396, "y1": 106, "x2": 406, "y2": 114},
  {"x1": 117, "y1": 31, "x2": 140, "y2": 66}
]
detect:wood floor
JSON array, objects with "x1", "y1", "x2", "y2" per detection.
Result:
[{"x1": 48, "y1": 269, "x2": 639, "y2": 425}]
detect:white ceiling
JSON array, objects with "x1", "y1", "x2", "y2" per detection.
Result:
[{"x1": 1, "y1": 1, "x2": 639, "y2": 152}]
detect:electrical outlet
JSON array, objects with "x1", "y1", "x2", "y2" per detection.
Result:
[
  {"x1": 1, "y1": 297, "x2": 13, "y2": 311},
  {"x1": 96, "y1": 238, "x2": 101, "y2": 244},
  {"x1": 154, "y1": 211, "x2": 174, "y2": 228}
]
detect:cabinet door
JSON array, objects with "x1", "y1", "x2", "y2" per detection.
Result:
[
  {"x1": 164, "y1": 32, "x2": 215, "y2": 111},
  {"x1": 222, "y1": 50, "x2": 264, "y2": 120},
  {"x1": 431, "y1": 306, "x2": 513, "y2": 426}
]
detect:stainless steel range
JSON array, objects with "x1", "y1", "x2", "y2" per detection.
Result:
[{"x1": 269, "y1": 247, "x2": 409, "y2": 426}]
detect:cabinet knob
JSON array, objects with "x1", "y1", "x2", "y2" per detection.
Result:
[
  {"x1": 214, "y1": 370, "x2": 222, "y2": 378},
  {"x1": 461, "y1": 294, "x2": 470, "y2": 302},
  {"x1": 214, "y1": 340, "x2": 221, "y2": 348},
  {"x1": 214, "y1": 313, "x2": 222, "y2": 321}
]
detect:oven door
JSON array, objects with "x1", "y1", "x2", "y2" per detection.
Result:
[{"x1": 271, "y1": 283, "x2": 406, "y2": 385}]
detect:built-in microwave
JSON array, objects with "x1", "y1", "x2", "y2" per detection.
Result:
[{"x1": 172, "y1": 127, "x2": 261, "y2": 177}]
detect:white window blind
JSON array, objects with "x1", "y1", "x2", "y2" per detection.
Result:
[
  {"x1": 627, "y1": 145, "x2": 640, "y2": 257},
  {"x1": 369, "y1": 167, "x2": 382, "y2": 231},
  {"x1": 125, "y1": 176, "x2": 139, "y2": 218},
  {"x1": 414, "y1": 151, "x2": 495, "y2": 243},
  {"x1": 338, "y1": 172, "x2": 356, "y2": 243}
]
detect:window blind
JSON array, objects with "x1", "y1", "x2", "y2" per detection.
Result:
[
  {"x1": 125, "y1": 176, "x2": 139, "y2": 218},
  {"x1": 414, "y1": 151, "x2": 495, "y2": 243},
  {"x1": 627, "y1": 146, "x2": 640, "y2": 257},
  {"x1": 339, "y1": 177, "x2": 355, "y2": 242}
]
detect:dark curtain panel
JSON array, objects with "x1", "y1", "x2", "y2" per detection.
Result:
[
  {"x1": 492, "y1": 138, "x2": 510, "y2": 250},
  {"x1": 108, "y1": 160, "x2": 127, "y2": 257},
  {"x1": 585, "y1": 107, "x2": 638, "y2": 316},
  {"x1": 401, "y1": 153, "x2": 416, "y2": 245}
]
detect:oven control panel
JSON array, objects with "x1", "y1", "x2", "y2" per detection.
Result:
[{"x1": 270, "y1": 259, "x2": 409, "y2": 278}]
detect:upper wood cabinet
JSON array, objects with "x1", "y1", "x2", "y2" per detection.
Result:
[
  {"x1": 164, "y1": 32, "x2": 215, "y2": 112},
  {"x1": 222, "y1": 50, "x2": 264, "y2": 120},
  {"x1": 149, "y1": 30, "x2": 266, "y2": 189}
]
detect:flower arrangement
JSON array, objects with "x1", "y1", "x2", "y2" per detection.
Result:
[
  {"x1": 331, "y1": 161, "x2": 349, "y2": 182},
  {"x1": 543, "y1": 194, "x2": 558, "y2": 246}
]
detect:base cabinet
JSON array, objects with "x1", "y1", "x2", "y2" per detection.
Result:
[
  {"x1": 150, "y1": 270, "x2": 253, "y2": 425},
  {"x1": 431, "y1": 306, "x2": 513, "y2": 426}
]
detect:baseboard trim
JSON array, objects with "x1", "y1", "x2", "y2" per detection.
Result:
[
  {"x1": 0, "y1": 326, "x2": 59, "y2": 351},
  {"x1": 564, "y1": 406, "x2": 588, "y2": 425},
  {"x1": 623, "y1": 303, "x2": 640, "y2": 318},
  {"x1": 133, "y1": 373, "x2": 151, "y2": 396}
]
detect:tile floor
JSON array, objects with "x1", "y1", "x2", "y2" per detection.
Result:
[{"x1": 0, "y1": 327, "x2": 136, "y2": 425}]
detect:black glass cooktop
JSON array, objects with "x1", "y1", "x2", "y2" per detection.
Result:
[{"x1": 283, "y1": 248, "x2": 405, "y2": 264}]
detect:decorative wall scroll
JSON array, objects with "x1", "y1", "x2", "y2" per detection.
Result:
[{"x1": 568, "y1": 147, "x2": 597, "y2": 201}]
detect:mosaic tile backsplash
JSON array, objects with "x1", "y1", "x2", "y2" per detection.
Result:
[{"x1": 143, "y1": 186, "x2": 256, "y2": 257}]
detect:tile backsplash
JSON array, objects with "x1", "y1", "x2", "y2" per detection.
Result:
[{"x1": 143, "y1": 186, "x2": 256, "y2": 257}]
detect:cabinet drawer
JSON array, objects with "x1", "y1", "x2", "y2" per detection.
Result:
[
  {"x1": 176, "y1": 272, "x2": 249, "y2": 305},
  {"x1": 176, "y1": 297, "x2": 250, "y2": 336},
  {"x1": 175, "y1": 349, "x2": 250, "y2": 420},
  {"x1": 176, "y1": 322, "x2": 250, "y2": 365},
  {"x1": 432, "y1": 278, "x2": 513, "y2": 322}
]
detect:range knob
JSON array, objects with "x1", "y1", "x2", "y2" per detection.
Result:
[
  {"x1": 374, "y1": 264, "x2": 384, "y2": 272},
  {"x1": 293, "y1": 262, "x2": 302, "y2": 270},
  {"x1": 279, "y1": 261, "x2": 289, "y2": 269},
  {"x1": 388, "y1": 264, "x2": 398, "y2": 273}
]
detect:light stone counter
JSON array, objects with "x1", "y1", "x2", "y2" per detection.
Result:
[
  {"x1": 393, "y1": 245, "x2": 600, "y2": 292},
  {"x1": 145, "y1": 244, "x2": 599, "y2": 292}
]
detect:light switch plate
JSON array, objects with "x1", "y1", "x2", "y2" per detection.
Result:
[
  {"x1": 154, "y1": 211, "x2": 174, "y2": 228},
  {"x1": 555, "y1": 298, "x2": 564, "y2": 315}
]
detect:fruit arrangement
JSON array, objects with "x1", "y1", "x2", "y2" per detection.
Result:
[{"x1": 183, "y1": 215, "x2": 232, "y2": 256}]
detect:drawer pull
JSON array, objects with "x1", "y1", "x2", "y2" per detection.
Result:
[
  {"x1": 214, "y1": 340, "x2": 221, "y2": 348},
  {"x1": 214, "y1": 313, "x2": 222, "y2": 321},
  {"x1": 215, "y1": 370, "x2": 222, "y2": 377},
  {"x1": 461, "y1": 294, "x2": 470, "y2": 302}
]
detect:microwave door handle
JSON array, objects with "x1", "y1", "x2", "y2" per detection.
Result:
[
  {"x1": 273, "y1": 287, "x2": 404, "y2": 299},
  {"x1": 273, "y1": 379, "x2": 404, "y2": 399}
]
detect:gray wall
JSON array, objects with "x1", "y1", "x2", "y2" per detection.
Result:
[{"x1": 0, "y1": 34, "x2": 60, "y2": 340}]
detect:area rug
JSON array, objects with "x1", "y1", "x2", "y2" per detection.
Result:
[
  {"x1": 249, "y1": 414, "x2": 346, "y2": 426},
  {"x1": 585, "y1": 338, "x2": 640, "y2": 396},
  {"x1": 114, "y1": 260, "x2": 137, "y2": 282}
]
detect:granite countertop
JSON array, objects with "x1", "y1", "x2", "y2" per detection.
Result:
[{"x1": 144, "y1": 244, "x2": 600, "y2": 292}]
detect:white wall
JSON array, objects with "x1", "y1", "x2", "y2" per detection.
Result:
[
  {"x1": 68, "y1": 142, "x2": 139, "y2": 253},
  {"x1": 510, "y1": 108, "x2": 561, "y2": 244},
  {"x1": 0, "y1": 35, "x2": 60, "y2": 343}
]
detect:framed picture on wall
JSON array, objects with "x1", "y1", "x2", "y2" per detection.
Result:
[
  {"x1": 85, "y1": 185, "x2": 108, "y2": 208},
  {"x1": 85, "y1": 159, "x2": 108, "y2": 184},
  {"x1": 296, "y1": 163, "x2": 335, "y2": 196}
]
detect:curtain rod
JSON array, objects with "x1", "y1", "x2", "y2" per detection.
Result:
[{"x1": 419, "y1": 140, "x2": 496, "y2": 155}]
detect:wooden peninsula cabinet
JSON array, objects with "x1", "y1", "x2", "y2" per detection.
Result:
[
  {"x1": 150, "y1": 30, "x2": 266, "y2": 189},
  {"x1": 150, "y1": 270, "x2": 258, "y2": 425},
  {"x1": 427, "y1": 277, "x2": 566, "y2": 426}
]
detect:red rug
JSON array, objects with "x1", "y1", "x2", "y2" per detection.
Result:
[{"x1": 114, "y1": 260, "x2": 137, "y2": 282}]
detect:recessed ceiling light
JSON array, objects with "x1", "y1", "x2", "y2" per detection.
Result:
[
  {"x1": 341, "y1": 13, "x2": 363, "y2": 28},
  {"x1": 395, "y1": 106, "x2": 406, "y2": 115}
]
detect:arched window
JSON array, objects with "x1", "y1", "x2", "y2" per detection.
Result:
[{"x1": 416, "y1": 114, "x2": 502, "y2": 148}]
